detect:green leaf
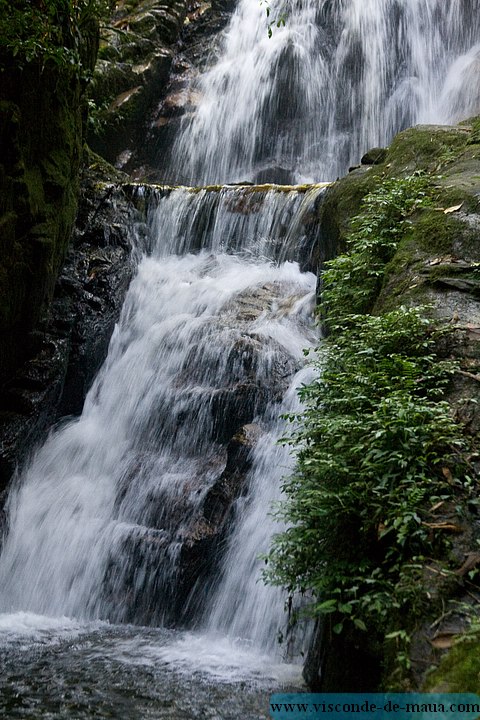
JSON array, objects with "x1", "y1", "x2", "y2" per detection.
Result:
[{"x1": 353, "y1": 618, "x2": 367, "y2": 631}]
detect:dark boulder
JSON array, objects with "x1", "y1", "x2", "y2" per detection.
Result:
[
  {"x1": 360, "y1": 147, "x2": 388, "y2": 165},
  {"x1": 88, "y1": 0, "x2": 188, "y2": 172}
]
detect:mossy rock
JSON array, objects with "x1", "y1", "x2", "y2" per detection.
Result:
[
  {"x1": 98, "y1": 32, "x2": 156, "y2": 63},
  {"x1": 361, "y1": 147, "x2": 388, "y2": 165},
  {"x1": 90, "y1": 60, "x2": 138, "y2": 102},
  {"x1": 316, "y1": 124, "x2": 475, "y2": 270},
  {"x1": 88, "y1": 0, "x2": 185, "y2": 165},
  {"x1": 436, "y1": 151, "x2": 480, "y2": 214},
  {"x1": 317, "y1": 167, "x2": 377, "y2": 257},
  {"x1": 385, "y1": 125, "x2": 471, "y2": 174},
  {"x1": 412, "y1": 209, "x2": 468, "y2": 255},
  {"x1": 0, "y1": 49, "x2": 89, "y2": 382},
  {"x1": 82, "y1": 146, "x2": 130, "y2": 184},
  {"x1": 376, "y1": 210, "x2": 480, "y2": 316},
  {"x1": 424, "y1": 636, "x2": 480, "y2": 692},
  {"x1": 321, "y1": 122, "x2": 480, "y2": 316}
]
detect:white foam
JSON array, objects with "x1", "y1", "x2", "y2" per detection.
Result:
[
  {"x1": 0, "y1": 189, "x2": 317, "y2": 647},
  {"x1": 169, "y1": 0, "x2": 480, "y2": 184},
  {"x1": 99, "y1": 630, "x2": 304, "y2": 685},
  {"x1": 0, "y1": 611, "x2": 104, "y2": 646}
]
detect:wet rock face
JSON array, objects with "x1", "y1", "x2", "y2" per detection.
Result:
[
  {"x1": 0, "y1": 338, "x2": 70, "y2": 516},
  {"x1": 88, "y1": 0, "x2": 188, "y2": 172},
  {"x1": 176, "y1": 423, "x2": 263, "y2": 622},
  {"x1": 0, "y1": 63, "x2": 84, "y2": 387},
  {"x1": 138, "y1": 1, "x2": 236, "y2": 181},
  {"x1": 55, "y1": 160, "x2": 148, "y2": 417},
  {"x1": 107, "y1": 424, "x2": 262, "y2": 626},
  {"x1": 0, "y1": 155, "x2": 146, "y2": 499}
]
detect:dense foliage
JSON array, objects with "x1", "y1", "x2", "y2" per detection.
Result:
[
  {"x1": 267, "y1": 175, "x2": 467, "y2": 667},
  {"x1": 269, "y1": 310, "x2": 462, "y2": 629},
  {"x1": 0, "y1": 0, "x2": 109, "y2": 71}
]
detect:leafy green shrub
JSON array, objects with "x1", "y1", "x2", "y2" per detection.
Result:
[
  {"x1": 266, "y1": 173, "x2": 468, "y2": 671},
  {"x1": 267, "y1": 308, "x2": 463, "y2": 638},
  {"x1": 0, "y1": 0, "x2": 110, "y2": 72}
]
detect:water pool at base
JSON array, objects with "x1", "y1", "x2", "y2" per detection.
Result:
[{"x1": 0, "y1": 613, "x2": 303, "y2": 719}]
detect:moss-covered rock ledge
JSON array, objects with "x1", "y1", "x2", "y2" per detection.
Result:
[{"x1": 285, "y1": 121, "x2": 480, "y2": 691}]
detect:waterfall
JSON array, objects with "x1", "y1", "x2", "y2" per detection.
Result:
[
  {"x1": 168, "y1": 0, "x2": 480, "y2": 184},
  {"x1": 0, "y1": 187, "x2": 319, "y2": 651},
  {"x1": 1, "y1": 1, "x2": 479, "y2": 693}
]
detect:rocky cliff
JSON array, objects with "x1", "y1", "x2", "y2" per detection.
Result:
[
  {"x1": 305, "y1": 121, "x2": 480, "y2": 692},
  {"x1": 87, "y1": 0, "x2": 188, "y2": 174},
  {"x1": 0, "y1": 153, "x2": 145, "y2": 500},
  {"x1": 0, "y1": 3, "x2": 101, "y2": 495},
  {"x1": 0, "y1": 25, "x2": 97, "y2": 386}
]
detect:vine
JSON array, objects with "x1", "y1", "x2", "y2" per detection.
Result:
[{"x1": 260, "y1": 0, "x2": 287, "y2": 37}]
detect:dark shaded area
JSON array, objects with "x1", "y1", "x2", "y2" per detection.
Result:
[
  {"x1": 304, "y1": 618, "x2": 382, "y2": 691},
  {"x1": 0, "y1": 57, "x2": 92, "y2": 385},
  {"x1": 0, "y1": 156, "x2": 144, "y2": 499}
]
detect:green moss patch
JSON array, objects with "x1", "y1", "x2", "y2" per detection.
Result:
[
  {"x1": 424, "y1": 636, "x2": 480, "y2": 692},
  {"x1": 385, "y1": 126, "x2": 470, "y2": 174},
  {"x1": 413, "y1": 210, "x2": 464, "y2": 255}
]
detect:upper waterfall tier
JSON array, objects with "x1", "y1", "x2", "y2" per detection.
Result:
[{"x1": 162, "y1": 0, "x2": 480, "y2": 184}]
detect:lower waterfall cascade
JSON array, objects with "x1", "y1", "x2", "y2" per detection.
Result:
[
  {"x1": 1, "y1": 0, "x2": 480, "y2": 716},
  {"x1": 0, "y1": 187, "x2": 320, "y2": 717}
]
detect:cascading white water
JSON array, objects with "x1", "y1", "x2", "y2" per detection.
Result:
[
  {"x1": 207, "y1": 365, "x2": 314, "y2": 654},
  {"x1": 0, "y1": 187, "x2": 319, "y2": 650},
  {"x1": 169, "y1": 0, "x2": 480, "y2": 184}
]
